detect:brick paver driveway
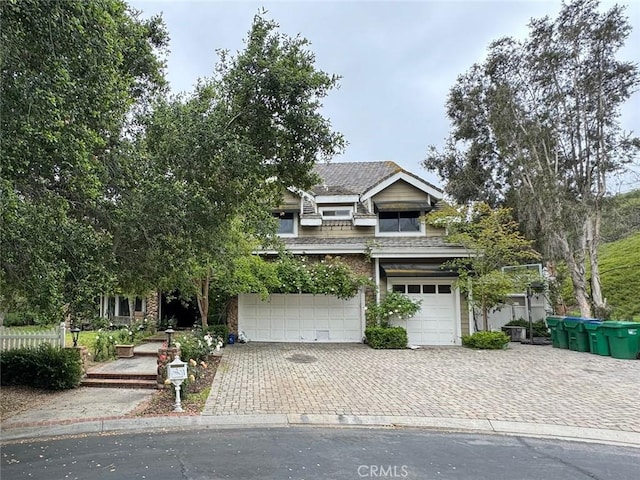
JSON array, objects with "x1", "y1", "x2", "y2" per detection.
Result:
[{"x1": 203, "y1": 343, "x2": 640, "y2": 433}]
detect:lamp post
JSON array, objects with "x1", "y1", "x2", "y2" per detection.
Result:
[
  {"x1": 527, "y1": 281, "x2": 546, "y2": 345},
  {"x1": 165, "y1": 326, "x2": 175, "y2": 348},
  {"x1": 70, "y1": 326, "x2": 81, "y2": 348}
]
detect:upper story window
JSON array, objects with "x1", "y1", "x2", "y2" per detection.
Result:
[
  {"x1": 320, "y1": 206, "x2": 353, "y2": 220},
  {"x1": 379, "y1": 211, "x2": 420, "y2": 233},
  {"x1": 275, "y1": 212, "x2": 296, "y2": 236}
]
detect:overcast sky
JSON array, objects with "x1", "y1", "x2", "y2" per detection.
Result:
[{"x1": 130, "y1": 0, "x2": 640, "y2": 192}]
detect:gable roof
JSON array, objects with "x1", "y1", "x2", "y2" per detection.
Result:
[{"x1": 311, "y1": 161, "x2": 443, "y2": 199}]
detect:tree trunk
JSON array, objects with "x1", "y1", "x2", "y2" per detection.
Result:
[
  {"x1": 556, "y1": 232, "x2": 592, "y2": 317},
  {"x1": 128, "y1": 297, "x2": 135, "y2": 323},
  {"x1": 482, "y1": 302, "x2": 489, "y2": 332},
  {"x1": 587, "y1": 214, "x2": 607, "y2": 318},
  {"x1": 195, "y1": 274, "x2": 210, "y2": 329}
]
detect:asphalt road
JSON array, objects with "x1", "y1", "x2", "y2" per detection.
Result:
[{"x1": 2, "y1": 428, "x2": 638, "y2": 480}]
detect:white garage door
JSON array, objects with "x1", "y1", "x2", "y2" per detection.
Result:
[
  {"x1": 238, "y1": 293, "x2": 364, "y2": 342},
  {"x1": 389, "y1": 280, "x2": 458, "y2": 345}
]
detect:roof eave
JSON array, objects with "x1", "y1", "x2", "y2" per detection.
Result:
[{"x1": 361, "y1": 171, "x2": 443, "y2": 202}]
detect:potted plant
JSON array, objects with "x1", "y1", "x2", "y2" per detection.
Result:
[
  {"x1": 114, "y1": 328, "x2": 136, "y2": 358},
  {"x1": 115, "y1": 344, "x2": 134, "y2": 358}
]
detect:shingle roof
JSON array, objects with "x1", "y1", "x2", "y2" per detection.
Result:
[
  {"x1": 281, "y1": 236, "x2": 461, "y2": 249},
  {"x1": 311, "y1": 161, "x2": 441, "y2": 196},
  {"x1": 312, "y1": 161, "x2": 400, "y2": 194}
]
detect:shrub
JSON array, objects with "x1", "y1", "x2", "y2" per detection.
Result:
[
  {"x1": 132, "y1": 317, "x2": 156, "y2": 336},
  {"x1": 175, "y1": 332, "x2": 210, "y2": 363},
  {"x1": 462, "y1": 331, "x2": 510, "y2": 350},
  {"x1": 115, "y1": 327, "x2": 136, "y2": 344},
  {"x1": 366, "y1": 291, "x2": 422, "y2": 327},
  {"x1": 206, "y1": 324, "x2": 229, "y2": 344},
  {"x1": 0, "y1": 344, "x2": 83, "y2": 390},
  {"x1": 3, "y1": 311, "x2": 51, "y2": 327},
  {"x1": 365, "y1": 326, "x2": 408, "y2": 349},
  {"x1": 93, "y1": 330, "x2": 116, "y2": 361},
  {"x1": 87, "y1": 316, "x2": 110, "y2": 330},
  {"x1": 274, "y1": 255, "x2": 374, "y2": 299},
  {"x1": 504, "y1": 319, "x2": 550, "y2": 338}
]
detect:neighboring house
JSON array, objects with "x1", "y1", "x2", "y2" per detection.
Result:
[
  {"x1": 485, "y1": 292, "x2": 549, "y2": 331},
  {"x1": 228, "y1": 161, "x2": 472, "y2": 345},
  {"x1": 484, "y1": 263, "x2": 551, "y2": 331},
  {"x1": 97, "y1": 294, "x2": 156, "y2": 326}
]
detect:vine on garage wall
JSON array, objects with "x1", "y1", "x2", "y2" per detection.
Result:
[{"x1": 274, "y1": 255, "x2": 373, "y2": 299}]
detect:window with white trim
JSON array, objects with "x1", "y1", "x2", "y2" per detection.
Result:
[
  {"x1": 274, "y1": 212, "x2": 296, "y2": 235},
  {"x1": 320, "y1": 207, "x2": 353, "y2": 220},
  {"x1": 391, "y1": 283, "x2": 453, "y2": 295},
  {"x1": 379, "y1": 211, "x2": 420, "y2": 233}
]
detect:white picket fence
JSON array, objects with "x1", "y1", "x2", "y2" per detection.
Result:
[{"x1": 0, "y1": 322, "x2": 66, "y2": 352}]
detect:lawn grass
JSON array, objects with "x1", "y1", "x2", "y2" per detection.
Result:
[{"x1": 64, "y1": 330, "x2": 101, "y2": 349}]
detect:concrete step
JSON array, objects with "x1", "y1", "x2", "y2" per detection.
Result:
[
  {"x1": 142, "y1": 336, "x2": 167, "y2": 343},
  {"x1": 134, "y1": 350, "x2": 159, "y2": 357},
  {"x1": 86, "y1": 372, "x2": 156, "y2": 381},
  {"x1": 81, "y1": 377, "x2": 158, "y2": 389},
  {"x1": 135, "y1": 340, "x2": 164, "y2": 357}
]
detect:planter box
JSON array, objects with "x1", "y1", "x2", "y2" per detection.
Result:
[
  {"x1": 115, "y1": 344, "x2": 135, "y2": 358},
  {"x1": 502, "y1": 326, "x2": 526, "y2": 342}
]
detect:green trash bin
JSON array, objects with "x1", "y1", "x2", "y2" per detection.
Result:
[
  {"x1": 546, "y1": 316, "x2": 569, "y2": 349},
  {"x1": 563, "y1": 317, "x2": 591, "y2": 352},
  {"x1": 584, "y1": 321, "x2": 610, "y2": 356},
  {"x1": 601, "y1": 322, "x2": 640, "y2": 360}
]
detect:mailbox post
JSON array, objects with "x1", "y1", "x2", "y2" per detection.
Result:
[{"x1": 167, "y1": 356, "x2": 188, "y2": 412}]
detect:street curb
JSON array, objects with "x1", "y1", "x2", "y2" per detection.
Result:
[{"x1": 2, "y1": 414, "x2": 639, "y2": 448}]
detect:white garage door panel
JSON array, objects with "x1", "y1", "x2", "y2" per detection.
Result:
[
  {"x1": 238, "y1": 293, "x2": 363, "y2": 342},
  {"x1": 390, "y1": 280, "x2": 458, "y2": 346}
]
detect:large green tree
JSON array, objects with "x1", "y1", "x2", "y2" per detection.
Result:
[
  {"x1": 424, "y1": 0, "x2": 639, "y2": 318},
  {"x1": 0, "y1": 0, "x2": 168, "y2": 322},
  {"x1": 136, "y1": 13, "x2": 345, "y2": 328}
]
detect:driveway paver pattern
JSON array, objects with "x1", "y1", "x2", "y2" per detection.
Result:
[{"x1": 202, "y1": 343, "x2": 640, "y2": 432}]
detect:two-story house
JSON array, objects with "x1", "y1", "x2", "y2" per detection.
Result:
[{"x1": 227, "y1": 161, "x2": 472, "y2": 345}]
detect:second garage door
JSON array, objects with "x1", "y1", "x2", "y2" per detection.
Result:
[
  {"x1": 389, "y1": 280, "x2": 459, "y2": 345},
  {"x1": 238, "y1": 293, "x2": 364, "y2": 342}
]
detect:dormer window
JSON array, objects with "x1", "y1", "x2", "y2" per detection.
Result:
[
  {"x1": 379, "y1": 211, "x2": 420, "y2": 233},
  {"x1": 320, "y1": 207, "x2": 353, "y2": 220}
]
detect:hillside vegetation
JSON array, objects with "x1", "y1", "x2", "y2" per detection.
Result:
[
  {"x1": 599, "y1": 231, "x2": 640, "y2": 320},
  {"x1": 557, "y1": 190, "x2": 639, "y2": 319},
  {"x1": 601, "y1": 189, "x2": 640, "y2": 242}
]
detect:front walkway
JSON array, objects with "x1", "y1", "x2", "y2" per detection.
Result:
[{"x1": 202, "y1": 342, "x2": 640, "y2": 433}]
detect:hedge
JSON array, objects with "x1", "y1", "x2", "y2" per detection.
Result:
[
  {"x1": 365, "y1": 326, "x2": 408, "y2": 349},
  {"x1": 461, "y1": 331, "x2": 510, "y2": 350},
  {"x1": 504, "y1": 319, "x2": 550, "y2": 338},
  {"x1": 0, "y1": 344, "x2": 83, "y2": 390}
]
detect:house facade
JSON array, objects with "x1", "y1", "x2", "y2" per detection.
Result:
[{"x1": 228, "y1": 161, "x2": 472, "y2": 345}]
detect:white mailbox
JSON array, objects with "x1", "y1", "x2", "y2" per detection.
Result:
[
  {"x1": 167, "y1": 357, "x2": 187, "y2": 381},
  {"x1": 167, "y1": 356, "x2": 187, "y2": 412}
]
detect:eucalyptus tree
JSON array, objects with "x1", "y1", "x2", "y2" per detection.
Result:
[
  {"x1": 424, "y1": 0, "x2": 639, "y2": 317},
  {"x1": 0, "y1": 0, "x2": 168, "y2": 322},
  {"x1": 141, "y1": 13, "x2": 345, "y2": 328}
]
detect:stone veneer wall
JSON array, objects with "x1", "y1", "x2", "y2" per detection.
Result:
[
  {"x1": 460, "y1": 294, "x2": 470, "y2": 337},
  {"x1": 226, "y1": 297, "x2": 238, "y2": 336},
  {"x1": 146, "y1": 292, "x2": 159, "y2": 322},
  {"x1": 226, "y1": 254, "x2": 375, "y2": 335}
]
